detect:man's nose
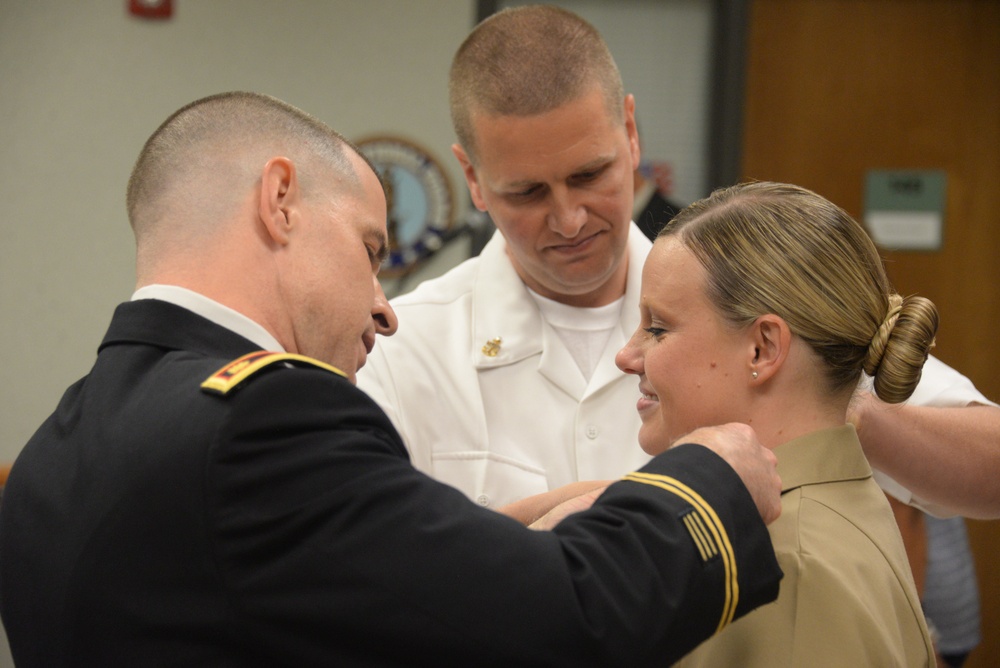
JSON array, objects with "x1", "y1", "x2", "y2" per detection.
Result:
[
  {"x1": 547, "y1": 189, "x2": 586, "y2": 237},
  {"x1": 372, "y1": 277, "x2": 398, "y2": 336}
]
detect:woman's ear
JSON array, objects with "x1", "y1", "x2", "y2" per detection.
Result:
[
  {"x1": 258, "y1": 156, "x2": 298, "y2": 245},
  {"x1": 749, "y1": 314, "x2": 792, "y2": 384}
]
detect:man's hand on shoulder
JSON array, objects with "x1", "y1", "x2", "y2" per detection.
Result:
[{"x1": 676, "y1": 423, "x2": 782, "y2": 525}]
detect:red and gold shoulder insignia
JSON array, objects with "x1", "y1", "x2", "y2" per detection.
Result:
[{"x1": 201, "y1": 351, "x2": 346, "y2": 396}]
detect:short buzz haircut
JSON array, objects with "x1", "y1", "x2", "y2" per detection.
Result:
[
  {"x1": 126, "y1": 91, "x2": 378, "y2": 236},
  {"x1": 449, "y1": 5, "x2": 625, "y2": 163}
]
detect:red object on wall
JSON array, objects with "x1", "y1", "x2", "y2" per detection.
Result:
[{"x1": 128, "y1": 0, "x2": 173, "y2": 19}]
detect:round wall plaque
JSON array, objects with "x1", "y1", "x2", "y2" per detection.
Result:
[{"x1": 356, "y1": 136, "x2": 455, "y2": 274}]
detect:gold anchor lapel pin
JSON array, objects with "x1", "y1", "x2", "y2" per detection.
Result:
[{"x1": 481, "y1": 337, "x2": 502, "y2": 357}]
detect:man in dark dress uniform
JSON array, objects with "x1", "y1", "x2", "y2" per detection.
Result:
[{"x1": 0, "y1": 91, "x2": 781, "y2": 667}]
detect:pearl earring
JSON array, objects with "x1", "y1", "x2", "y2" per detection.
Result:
[{"x1": 751, "y1": 371, "x2": 759, "y2": 380}]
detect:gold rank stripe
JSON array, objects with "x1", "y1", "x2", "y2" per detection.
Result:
[
  {"x1": 622, "y1": 471, "x2": 738, "y2": 633},
  {"x1": 201, "y1": 351, "x2": 346, "y2": 396},
  {"x1": 682, "y1": 511, "x2": 718, "y2": 562}
]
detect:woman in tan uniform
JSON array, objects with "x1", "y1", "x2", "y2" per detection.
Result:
[{"x1": 616, "y1": 181, "x2": 937, "y2": 666}]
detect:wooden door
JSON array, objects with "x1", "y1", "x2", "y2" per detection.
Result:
[{"x1": 742, "y1": 1, "x2": 999, "y2": 665}]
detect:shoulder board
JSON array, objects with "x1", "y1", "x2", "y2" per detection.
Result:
[{"x1": 201, "y1": 351, "x2": 346, "y2": 396}]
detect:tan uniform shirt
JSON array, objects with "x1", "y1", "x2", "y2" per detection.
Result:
[{"x1": 676, "y1": 425, "x2": 934, "y2": 667}]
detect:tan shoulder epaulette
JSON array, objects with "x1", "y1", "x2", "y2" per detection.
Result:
[{"x1": 201, "y1": 351, "x2": 346, "y2": 396}]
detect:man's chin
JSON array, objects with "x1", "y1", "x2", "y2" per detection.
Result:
[
  {"x1": 347, "y1": 352, "x2": 368, "y2": 384},
  {"x1": 553, "y1": 255, "x2": 622, "y2": 288},
  {"x1": 345, "y1": 359, "x2": 361, "y2": 384},
  {"x1": 535, "y1": 272, "x2": 620, "y2": 305}
]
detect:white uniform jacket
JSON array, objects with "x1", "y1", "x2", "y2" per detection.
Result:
[
  {"x1": 358, "y1": 224, "x2": 654, "y2": 509},
  {"x1": 359, "y1": 224, "x2": 995, "y2": 511}
]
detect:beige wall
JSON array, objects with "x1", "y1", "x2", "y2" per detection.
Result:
[{"x1": 0, "y1": 0, "x2": 474, "y2": 467}]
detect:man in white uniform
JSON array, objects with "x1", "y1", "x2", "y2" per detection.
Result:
[{"x1": 358, "y1": 4, "x2": 1000, "y2": 519}]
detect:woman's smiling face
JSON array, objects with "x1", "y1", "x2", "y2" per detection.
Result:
[{"x1": 615, "y1": 238, "x2": 753, "y2": 454}]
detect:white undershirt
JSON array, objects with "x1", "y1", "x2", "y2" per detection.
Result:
[
  {"x1": 527, "y1": 289, "x2": 625, "y2": 382},
  {"x1": 131, "y1": 284, "x2": 285, "y2": 352}
]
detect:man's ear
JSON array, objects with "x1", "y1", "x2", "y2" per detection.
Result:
[
  {"x1": 258, "y1": 156, "x2": 298, "y2": 246},
  {"x1": 749, "y1": 314, "x2": 792, "y2": 384},
  {"x1": 623, "y1": 94, "x2": 640, "y2": 171},
  {"x1": 451, "y1": 143, "x2": 488, "y2": 212}
]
